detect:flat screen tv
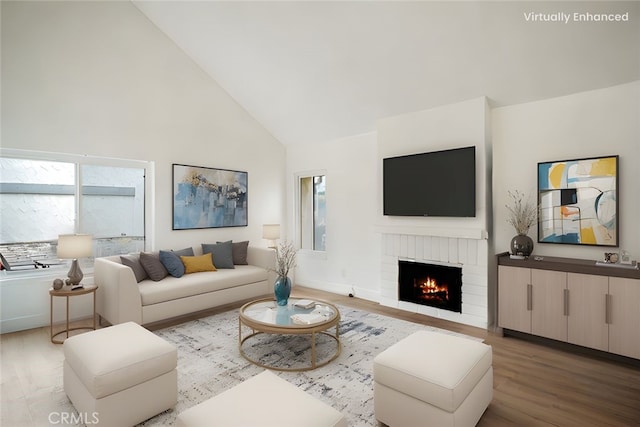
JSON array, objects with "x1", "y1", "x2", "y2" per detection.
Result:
[{"x1": 383, "y1": 146, "x2": 476, "y2": 217}]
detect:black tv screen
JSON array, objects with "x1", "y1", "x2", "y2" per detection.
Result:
[{"x1": 383, "y1": 146, "x2": 476, "y2": 217}]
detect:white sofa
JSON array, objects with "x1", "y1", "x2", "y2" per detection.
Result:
[{"x1": 95, "y1": 246, "x2": 276, "y2": 326}]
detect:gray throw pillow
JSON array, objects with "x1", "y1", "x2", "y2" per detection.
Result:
[
  {"x1": 221, "y1": 240, "x2": 249, "y2": 265},
  {"x1": 159, "y1": 247, "x2": 194, "y2": 278},
  {"x1": 139, "y1": 252, "x2": 169, "y2": 281},
  {"x1": 201, "y1": 241, "x2": 235, "y2": 269},
  {"x1": 120, "y1": 254, "x2": 148, "y2": 283},
  {"x1": 173, "y1": 247, "x2": 195, "y2": 257}
]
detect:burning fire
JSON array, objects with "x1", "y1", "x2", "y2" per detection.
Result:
[{"x1": 416, "y1": 277, "x2": 449, "y2": 301}]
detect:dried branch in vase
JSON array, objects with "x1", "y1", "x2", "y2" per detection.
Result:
[
  {"x1": 506, "y1": 190, "x2": 538, "y2": 236},
  {"x1": 273, "y1": 240, "x2": 297, "y2": 278}
]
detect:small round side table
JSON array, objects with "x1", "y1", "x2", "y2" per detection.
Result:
[{"x1": 49, "y1": 284, "x2": 98, "y2": 344}]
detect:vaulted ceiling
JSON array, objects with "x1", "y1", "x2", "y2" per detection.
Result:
[{"x1": 132, "y1": 1, "x2": 640, "y2": 146}]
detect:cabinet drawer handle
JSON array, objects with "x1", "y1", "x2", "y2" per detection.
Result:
[
  {"x1": 564, "y1": 288, "x2": 569, "y2": 316},
  {"x1": 605, "y1": 294, "x2": 612, "y2": 325},
  {"x1": 527, "y1": 284, "x2": 532, "y2": 311}
]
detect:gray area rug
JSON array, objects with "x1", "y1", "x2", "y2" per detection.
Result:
[{"x1": 139, "y1": 305, "x2": 481, "y2": 426}]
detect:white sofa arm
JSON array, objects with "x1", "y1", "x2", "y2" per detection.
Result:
[
  {"x1": 95, "y1": 257, "x2": 143, "y2": 325},
  {"x1": 247, "y1": 247, "x2": 277, "y2": 283}
]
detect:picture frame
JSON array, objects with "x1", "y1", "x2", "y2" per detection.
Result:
[
  {"x1": 172, "y1": 164, "x2": 248, "y2": 230},
  {"x1": 538, "y1": 155, "x2": 618, "y2": 247},
  {"x1": 604, "y1": 252, "x2": 619, "y2": 263}
]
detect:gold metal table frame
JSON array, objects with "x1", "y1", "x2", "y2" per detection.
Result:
[
  {"x1": 49, "y1": 284, "x2": 98, "y2": 344},
  {"x1": 238, "y1": 298, "x2": 341, "y2": 372}
]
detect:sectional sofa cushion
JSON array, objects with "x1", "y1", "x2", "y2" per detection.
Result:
[
  {"x1": 138, "y1": 265, "x2": 270, "y2": 306},
  {"x1": 202, "y1": 241, "x2": 234, "y2": 269},
  {"x1": 139, "y1": 252, "x2": 169, "y2": 281}
]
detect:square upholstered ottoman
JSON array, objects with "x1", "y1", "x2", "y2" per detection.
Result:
[
  {"x1": 177, "y1": 370, "x2": 347, "y2": 427},
  {"x1": 374, "y1": 330, "x2": 493, "y2": 427},
  {"x1": 63, "y1": 322, "x2": 177, "y2": 427}
]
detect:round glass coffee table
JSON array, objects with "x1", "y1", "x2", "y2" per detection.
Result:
[{"x1": 238, "y1": 297, "x2": 341, "y2": 372}]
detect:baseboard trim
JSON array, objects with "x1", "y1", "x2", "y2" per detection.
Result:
[
  {"x1": 502, "y1": 329, "x2": 640, "y2": 367},
  {"x1": 295, "y1": 279, "x2": 380, "y2": 302}
]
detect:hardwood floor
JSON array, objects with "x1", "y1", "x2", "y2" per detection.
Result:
[
  {"x1": 2, "y1": 287, "x2": 639, "y2": 426},
  {"x1": 298, "y1": 288, "x2": 640, "y2": 427}
]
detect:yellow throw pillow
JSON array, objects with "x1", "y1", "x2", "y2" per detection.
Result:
[{"x1": 180, "y1": 253, "x2": 217, "y2": 274}]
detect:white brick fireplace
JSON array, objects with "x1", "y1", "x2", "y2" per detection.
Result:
[
  {"x1": 375, "y1": 96, "x2": 492, "y2": 329},
  {"x1": 378, "y1": 227, "x2": 489, "y2": 328}
]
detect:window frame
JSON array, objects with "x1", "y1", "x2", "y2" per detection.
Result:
[
  {"x1": 294, "y1": 170, "x2": 327, "y2": 258},
  {"x1": 0, "y1": 148, "x2": 155, "y2": 274}
]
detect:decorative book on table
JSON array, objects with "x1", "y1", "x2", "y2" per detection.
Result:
[
  {"x1": 290, "y1": 313, "x2": 327, "y2": 325},
  {"x1": 294, "y1": 299, "x2": 316, "y2": 309},
  {"x1": 291, "y1": 305, "x2": 332, "y2": 324}
]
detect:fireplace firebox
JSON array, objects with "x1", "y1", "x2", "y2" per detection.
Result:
[{"x1": 398, "y1": 260, "x2": 462, "y2": 313}]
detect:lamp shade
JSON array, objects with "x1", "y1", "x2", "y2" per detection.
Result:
[
  {"x1": 262, "y1": 224, "x2": 281, "y2": 240},
  {"x1": 57, "y1": 234, "x2": 93, "y2": 259}
]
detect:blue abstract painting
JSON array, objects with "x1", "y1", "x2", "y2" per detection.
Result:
[{"x1": 173, "y1": 164, "x2": 247, "y2": 230}]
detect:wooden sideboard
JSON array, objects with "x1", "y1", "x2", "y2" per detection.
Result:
[{"x1": 497, "y1": 253, "x2": 640, "y2": 360}]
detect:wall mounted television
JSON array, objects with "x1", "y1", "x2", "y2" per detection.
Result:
[
  {"x1": 538, "y1": 154, "x2": 618, "y2": 247},
  {"x1": 383, "y1": 146, "x2": 476, "y2": 217}
]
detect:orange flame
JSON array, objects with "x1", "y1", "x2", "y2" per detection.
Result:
[{"x1": 417, "y1": 277, "x2": 449, "y2": 300}]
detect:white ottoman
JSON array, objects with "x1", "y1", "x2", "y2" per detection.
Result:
[
  {"x1": 374, "y1": 330, "x2": 493, "y2": 427},
  {"x1": 63, "y1": 322, "x2": 177, "y2": 427},
  {"x1": 177, "y1": 370, "x2": 347, "y2": 427}
]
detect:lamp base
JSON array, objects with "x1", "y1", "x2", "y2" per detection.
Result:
[{"x1": 66, "y1": 259, "x2": 84, "y2": 286}]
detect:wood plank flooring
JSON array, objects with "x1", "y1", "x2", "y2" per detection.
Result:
[{"x1": 2, "y1": 287, "x2": 639, "y2": 426}]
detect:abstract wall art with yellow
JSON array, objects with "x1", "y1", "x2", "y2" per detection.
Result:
[{"x1": 538, "y1": 155, "x2": 618, "y2": 247}]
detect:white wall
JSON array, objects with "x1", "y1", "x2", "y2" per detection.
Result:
[
  {"x1": 287, "y1": 97, "x2": 492, "y2": 321},
  {"x1": 288, "y1": 88, "x2": 638, "y2": 329},
  {"x1": 377, "y1": 97, "x2": 490, "y2": 236},
  {"x1": 493, "y1": 81, "x2": 640, "y2": 262},
  {"x1": 286, "y1": 132, "x2": 380, "y2": 300},
  {"x1": 1, "y1": 1, "x2": 286, "y2": 250},
  {"x1": 0, "y1": 1, "x2": 286, "y2": 332}
]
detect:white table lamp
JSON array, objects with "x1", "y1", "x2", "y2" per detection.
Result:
[
  {"x1": 57, "y1": 234, "x2": 93, "y2": 286},
  {"x1": 262, "y1": 224, "x2": 280, "y2": 249}
]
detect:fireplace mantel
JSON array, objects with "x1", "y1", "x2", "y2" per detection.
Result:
[
  {"x1": 379, "y1": 231, "x2": 489, "y2": 328},
  {"x1": 374, "y1": 224, "x2": 488, "y2": 240}
]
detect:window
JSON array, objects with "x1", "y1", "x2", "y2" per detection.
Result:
[
  {"x1": 80, "y1": 164, "x2": 146, "y2": 245},
  {"x1": 298, "y1": 174, "x2": 326, "y2": 251},
  {"x1": 0, "y1": 149, "x2": 149, "y2": 272}
]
